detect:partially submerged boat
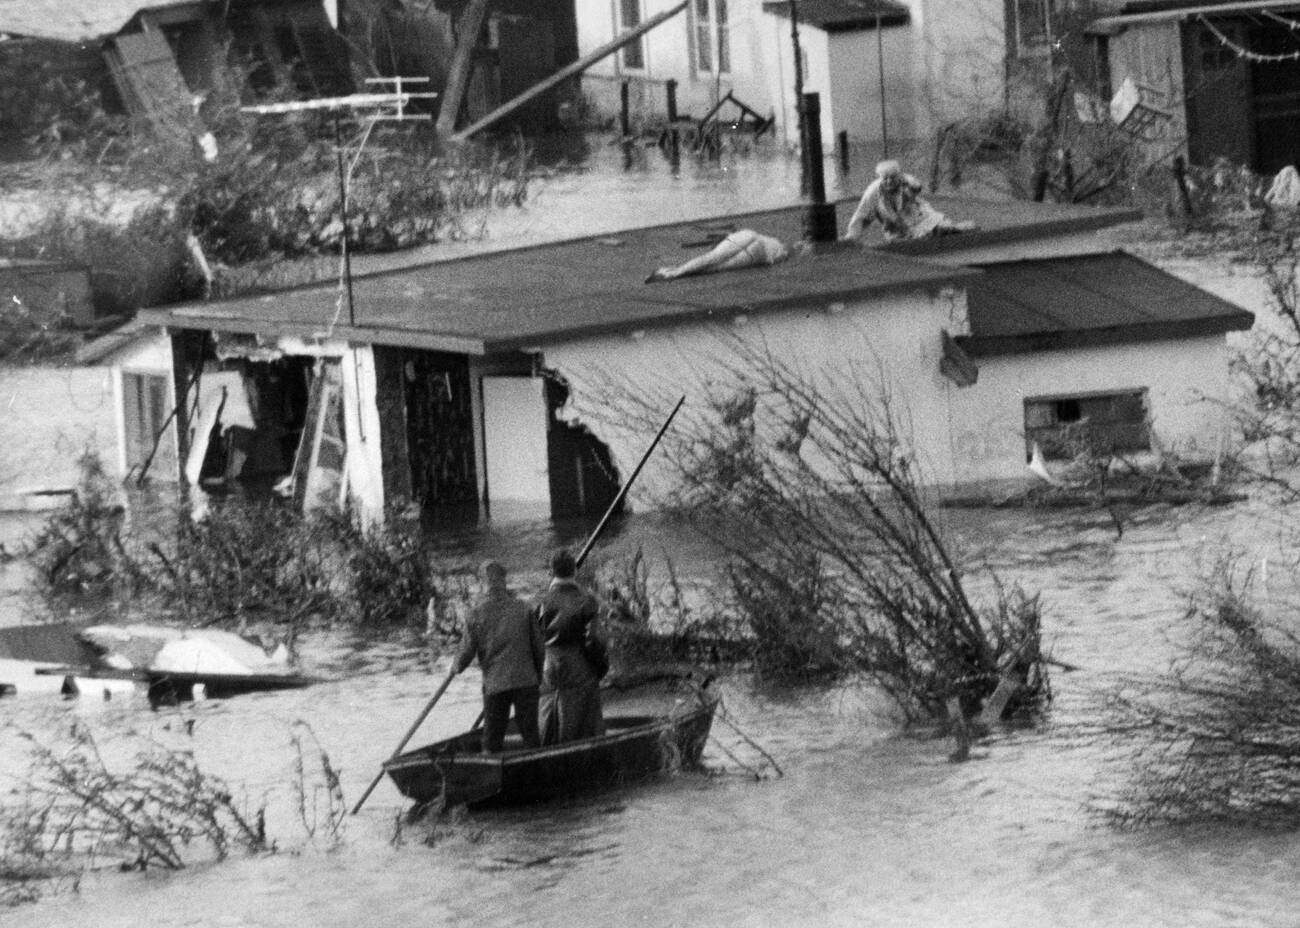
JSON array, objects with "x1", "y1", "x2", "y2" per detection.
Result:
[
  {"x1": 32, "y1": 624, "x2": 314, "y2": 704},
  {"x1": 384, "y1": 688, "x2": 720, "y2": 809}
]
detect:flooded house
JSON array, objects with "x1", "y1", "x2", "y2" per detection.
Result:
[
  {"x1": 86, "y1": 196, "x2": 1253, "y2": 526},
  {"x1": 0, "y1": 0, "x2": 356, "y2": 154},
  {"x1": 576, "y1": 0, "x2": 1020, "y2": 149},
  {"x1": 1086, "y1": 0, "x2": 1300, "y2": 174}
]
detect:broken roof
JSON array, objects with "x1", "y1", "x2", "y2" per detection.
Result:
[
  {"x1": 140, "y1": 199, "x2": 1142, "y2": 355},
  {"x1": 0, "y1": 0, "x2": 195, "y2": 40},
  {"x1": 956, "y1": 251, "x2": 1254, "y2": 356},
  {"x1": 761, "y1": 0, "x2": 910, "y2": 31}
]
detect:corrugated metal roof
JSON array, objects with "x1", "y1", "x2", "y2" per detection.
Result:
[
  {"x1": 761, "y1": 0, "x2": 909, "y2": 32},
  {"x1": 957, "y1": 251, "x2": 1254, "y2": 356},
  {"x1": 0, "y1": 0, "x2": 195, "y2": 40}
]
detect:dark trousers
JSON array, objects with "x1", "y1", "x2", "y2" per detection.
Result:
[{"x1": 482, "y1": 686, "x2": 541, "y2": 753}]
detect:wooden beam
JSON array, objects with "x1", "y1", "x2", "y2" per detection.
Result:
[
  {"x1": 436, "y1": 0, "x2": 492, "y2": 139},
  {"x1": 452, "y1": 0, "x2": 689, "y2": 142}
]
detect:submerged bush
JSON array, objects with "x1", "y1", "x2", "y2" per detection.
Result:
[
  {"x1": 1109, "y1": 555, "x2": 1300, "y2": 826},
  {"x1": 25, "y1": 450, "x2": 134, "y2": 598},
  {"x1": 603, "y1": 337, "x2": 1051, "y2": 721}
]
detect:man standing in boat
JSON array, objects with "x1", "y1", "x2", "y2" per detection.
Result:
[
  {"x1": 453, "y1": 560, "x2": 545, "y2": 753},
  {"x1": 536, "y1": 549, "x2": 605, "y2": 744}
]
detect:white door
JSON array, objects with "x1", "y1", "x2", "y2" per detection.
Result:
[{"x1": 481, "y1": 376, "x2": 550, "y2": 513}]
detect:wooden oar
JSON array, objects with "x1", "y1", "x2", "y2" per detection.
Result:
[
  {"x1": 351, "y1": 395, "x2": 685, "y2": 814},
  {"x1": 350, "y1": 667, "x2": 456, "y2": 815}
]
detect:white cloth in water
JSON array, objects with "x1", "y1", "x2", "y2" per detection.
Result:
[{"x1": 1265, "y1": 166, "x2": 1300, "y2": 210}]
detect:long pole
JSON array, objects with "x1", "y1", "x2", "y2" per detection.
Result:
[
  {"x1": 350, "y1": 667, "x2": 457, "y2": 815},
  {"x1": 575, "y1": 395, "x2": 685, "y2": 567},
  {"x1": 351, "y1": 396, "x2": 685, "y2": 814},
  {"x1": 790, "y1": 0, "x2": 806, "y2": 194},
  {"x1": 875, "y1": 9, "x2": 888, "y2": 158},
  {"x1": 333, "y1": 114, "x2": 356, "y2": 327}
]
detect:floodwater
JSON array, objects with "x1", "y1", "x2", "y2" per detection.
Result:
[
  {"x1": 3, "y1": 138, "x2": 1299, "y2": 926},
  {"x1": 6, "y1": 499, "x2": 1300, "y2": 927}
]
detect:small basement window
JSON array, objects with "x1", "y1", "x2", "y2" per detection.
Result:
[{"x1": 1023, "y1": 390, "x2": 1150, "y2": 461}]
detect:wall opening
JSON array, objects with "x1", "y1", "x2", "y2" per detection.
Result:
[
  {"x1": 543, "y1": 374, "x2": 621, "y2": 519},
  {"x1": 1023, "y1": 389, "x2": 1150, "y2": 461}
]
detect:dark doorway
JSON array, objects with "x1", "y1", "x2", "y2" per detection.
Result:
[
  {"x1": 544, "y1": 377, "x2": 621, "y2": 519},
  {"x1": 1249, "y1": 24, "x2": 1300, "y2": 174},
  {"x1": 1184, "y1": 18, "x2": 1255, "y2": 168},
  {"x1": 402, "y1": 350, "x2": 480, "y2": 514}
]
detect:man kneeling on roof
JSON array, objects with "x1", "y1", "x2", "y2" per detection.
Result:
[
  {"x1": 844, "y1": 160, "x2": 975, "y2": 242},
  {"x1": 453, "y1": 560, "x2": 544, "y2": 753}
]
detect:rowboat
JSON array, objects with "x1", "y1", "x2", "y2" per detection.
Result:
[{"x1": 383, "y1": 688, "x2": 720, "y2": 808}]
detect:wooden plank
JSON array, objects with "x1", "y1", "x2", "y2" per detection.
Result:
[
  {"x1": 452, "y1": 0, "x2": 689, "y2": 142},
  {"x1": 109, "y1": 30, "x2": 198, "y2": 138},
  {"x1": 435, "y1": 0, "x2": 491, "y2": 138}
]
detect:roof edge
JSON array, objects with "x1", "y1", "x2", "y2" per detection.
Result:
[{"x1": 955, "y1": 312, "x2": 1255, "y2": 357}]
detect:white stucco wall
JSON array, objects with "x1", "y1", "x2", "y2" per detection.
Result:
[
  {"x1": 759, "y1": 17, "x2": 920, "y2": 148},
  {"x1": 537, "y1": 291, "x2": 1237, "y2": 506},
  {"x1": 539, "y1": 287, "x2": 971, "y2": 506},
  {"x1": 947, "y1": 335, "x2": 1235, "y2": 486}
]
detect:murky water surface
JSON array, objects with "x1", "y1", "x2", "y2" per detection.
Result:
[{"x1": 4, "y1": 141, "x2": 1299, "y2": 926}]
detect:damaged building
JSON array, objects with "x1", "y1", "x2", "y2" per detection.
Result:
[
  {"x1": 0, "y1": 0, "x2": 356, "y2": 154},
  {"x1": 84, "y1": 196, "x2": 1253, "y2": 527}
]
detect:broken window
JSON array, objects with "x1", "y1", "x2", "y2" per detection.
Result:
[
  {"x1": 618, "y1": 0, "x2": 646, "y2": 70},
  {"x1": 123, "y1": 372, "x2": 175, "y2": 479},
  {"x1": 693, "y1": 0, "x2": 730, "y2": 74},
  {"x1": 1023, "y1": 390, "x2": 1150, "y2": 461}
]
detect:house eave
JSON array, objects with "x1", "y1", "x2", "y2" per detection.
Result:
[
  {"x1": 955, "y1": 313, "x2": 1254, "y2": 357},
  {"x1": 138, "y1": 308, "x2": 488, "y2": 356}
]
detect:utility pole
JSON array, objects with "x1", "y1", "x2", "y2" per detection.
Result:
[
  {"x1": 876, "y1": 8, "x2": 889, "y2": 157},
  {"x1": 789, "y1": 0, "x2": 806, "y2": 193}
]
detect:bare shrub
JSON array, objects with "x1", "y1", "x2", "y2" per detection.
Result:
[
  {"x1": 1, "y1": 722, "x2": 267, "y2": 878},
  {"x1": 605, "y1": 338, "x2": 1050, "y2": 721},
  {"x1": 288, "y1": 721, "x2": 346, "y2": 847},
  {"x1": 24, "y1": 450, "x2": 136, "y2": 598},
  {"x1": 1108, "y1": 556, "x2": 1300, "y2": 826}
]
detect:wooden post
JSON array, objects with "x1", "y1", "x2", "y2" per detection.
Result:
[
  {"x1": 875, "y1": 8, "x2": 888, "y2": 158},
  {"x1": 802, "y1": 93, "x2": 836, "y2": 242},
  {"x1": 666, "y1": 78, "x2": 678, "y2": 121},
  {"x1": 435, "y1": 0, "x2": 491, "y2": 139},
  {"x1": 837, "y1": 129, "x2": 849, "y2": 174},
  {"x1": 620, "y1": 80, "x2": 631, "y2": 138},
  {"x1": 789, "y1": 0, "x2": 806, "y2": 194}
]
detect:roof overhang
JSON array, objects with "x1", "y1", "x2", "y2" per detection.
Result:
[
  {"x1": 1089, "y1": 0, "x2": 1300, "y2": 34},
  {"x1": 138, "y1": 307, "x2": 489, "y2": 356}
]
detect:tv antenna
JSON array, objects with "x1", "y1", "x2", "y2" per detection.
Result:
[{"x1": 241, "y1": 78, "x2": 438, "y2": 329}]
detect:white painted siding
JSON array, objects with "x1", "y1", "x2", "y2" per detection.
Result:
[{"x1": 540, "y1": 291, "x2": 1236, "y2": 505}]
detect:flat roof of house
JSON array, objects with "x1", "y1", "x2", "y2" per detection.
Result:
[
  {"x1": 141, "y1": 198, "x2": 1141, "y2": 355},
  {"x1": 956, "y1": 251, "x2": 1255, "y2": 357},
  {"x1": 761, "y1": 0, "x2": 910, "y2": 31}
]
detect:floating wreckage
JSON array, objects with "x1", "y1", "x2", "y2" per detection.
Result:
[{"x1": 22, "y1": 623, "x2": 316, "y2": 706}]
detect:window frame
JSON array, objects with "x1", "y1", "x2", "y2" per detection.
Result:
[
  {"x1": 691, "y1": 0, "x2": 730, "y2": 76},
  {"x1": 1022, "y1": 388, "x2": 1151, "y2": 462},
  {"x1": 616, "y1": 0, "x2": 647, "y2": 72}
]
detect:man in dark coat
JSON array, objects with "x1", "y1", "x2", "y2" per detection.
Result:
[
  {"x1": 454, "y1": 560, "x2": 544, "y2": 753},
  {"x1": 536, "y1": 548, "x2": 604, "y2": 744}
]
